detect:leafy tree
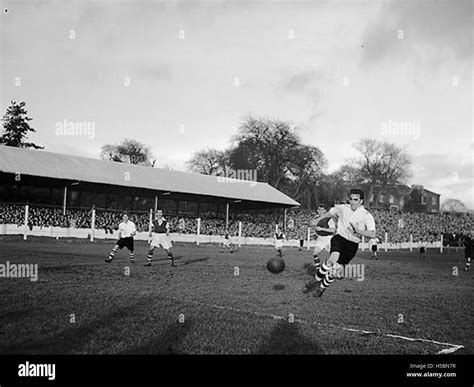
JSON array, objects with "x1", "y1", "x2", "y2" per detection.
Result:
[{"x1": 0, "y1": 101, "x2": 43, "y2": 149}]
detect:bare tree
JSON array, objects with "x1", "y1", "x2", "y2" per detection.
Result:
[
  {"x1": 100, "y1": 139, "x2": 154, "y2": 166},
  {"x1": 186, "y1": 148, "x2": 231, "y2": 176},
  {"x1": 229, "y1": 115, "x2": 300, "y2": 189},
  {"x1": 352, "y1": 138, "x2": 411, "y2": 207},
  {"x1": 286, "y1": 144, "x2": 327, "y2": 200}
]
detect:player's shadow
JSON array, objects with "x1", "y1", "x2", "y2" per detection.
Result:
[
  {"x1": 303, "y1": 262, "x2": 317, "y2": 277},
  {"x1": 0, "y1": 297, "x2": 153, "y2": 354},
  {"x1": 119, "y1": 321, "x2": 193, "y2": 354},
  {"x1": 257, "y1": 319, "x2": 323, "y2": 354},
  {"x1": 152, "y1": 255, "x2": 184, "y2": 262},
  {"x1": 177, "y1": 257, "x2": 209, "y2": 266}
]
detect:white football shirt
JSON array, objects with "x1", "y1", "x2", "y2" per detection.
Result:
[
  {"x1": 329, "y1": 204, "x2": 375, "y2": 243},
  {"x1": 119, "y1": 221, "x2": 137, "y2": 238}
]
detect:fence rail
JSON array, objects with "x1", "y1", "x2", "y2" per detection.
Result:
[{"x1": 0, "y1": 223, "x2": 444, "y2": 250}]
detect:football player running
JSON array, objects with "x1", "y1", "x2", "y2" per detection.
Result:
[
  {"x1": 311, "y1": 203, "x2": 337, "y2": 270},
  {"x1": 304, "y1": 189, "x2": 376, "y2": 298}
]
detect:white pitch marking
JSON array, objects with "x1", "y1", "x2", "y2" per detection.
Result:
[{"x1": 180, "y1": 298, "x2": 464, "y2": 354}]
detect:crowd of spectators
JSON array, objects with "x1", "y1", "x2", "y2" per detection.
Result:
[{"x1": 1, "y1": 203, "x2": 472, "y2": 244}]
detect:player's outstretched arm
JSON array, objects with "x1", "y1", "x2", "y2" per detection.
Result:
[
  {"x1": 311, "y1": 211, "x2": 333, "y2": 226},
  {"x1": 315, "y1": 226, "x2": 336, "y2": 234},
  {"x1": 349, "y1": 223, "x2": 375, "y2": 239}
]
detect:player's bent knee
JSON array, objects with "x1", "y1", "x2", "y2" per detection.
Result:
[{"x1": 326, "y1": 253, "x2": 340, "y2": 266}]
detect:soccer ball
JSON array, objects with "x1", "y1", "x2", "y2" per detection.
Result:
[{"x1": 266, "y1": 257, "x2": 285, "y2": 274}]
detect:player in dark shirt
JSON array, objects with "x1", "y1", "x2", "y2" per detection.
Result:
[
  {"x1": 146, "y1": 209, "x2": 174, "y2": 267},
  {"x1": 464, "y1": 232, "x2": 472, "y2": 271},
  {"x1": 274, "y1": 229, "x2": 285, "y2": 257}
]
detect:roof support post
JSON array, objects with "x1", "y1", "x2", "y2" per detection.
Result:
[
  {"x1": 63, "y1": 186, "x2": 67, "y2": 215},
  {"x1": 226, "y1": 202, "x2": 230, "y2": 231}
]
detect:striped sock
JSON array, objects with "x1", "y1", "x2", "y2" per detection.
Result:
[
  {"x1": 466, "y1": 258, "x2": 471, "y2": 270},
  {"x1": 313, "y1": 256, "x2": 321, "y2": 269},
  {"x1": 315, "y1": 262, "x2": 329, "y2": 282},
  {"x1": 321, "y1": 272, "x2": 335, "y2": 289},
  {"x1": 147, "y1": 253, "x2": 153, "y2": 262},
  {"x1": 108, "y1": 250, "x2": 116, "y2": 260},
  {"x1": 129, "y1": 251, "x2": 135, "y2": 260}
]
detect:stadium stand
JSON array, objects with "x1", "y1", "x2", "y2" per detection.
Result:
[{"x1": 1, "y1": 203, "x2": 471, "y2": 244}]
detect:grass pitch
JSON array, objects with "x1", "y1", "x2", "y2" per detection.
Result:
[{"x1": 0, "y1": 236, "x2": 472, "y2": 354}]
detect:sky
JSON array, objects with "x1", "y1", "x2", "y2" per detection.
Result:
[{"x1": 0, "y1": 0, "x2": 472, "y2": 207}]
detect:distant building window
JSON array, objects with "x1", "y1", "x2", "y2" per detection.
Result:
[
  {"x1": 389, "y1": 194, "x2": 395, "y2": 204},
  {"x1": 421, "y1": 195, "x2": 426, "y2": 204},
  {"x1": 432, "y1": 196, "x2": 436, "y2": 205}
]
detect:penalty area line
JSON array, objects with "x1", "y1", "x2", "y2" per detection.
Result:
[{"x1": 176, "y1": 297, "x2": 464, "y2": 355}]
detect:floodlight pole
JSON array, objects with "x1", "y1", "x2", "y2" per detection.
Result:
[
  {"x1": 283, "y1": 208, "x2": 287, "y2": 232},
  {"x1": 154, "y1": 195, "x2": 158, "y2": 214}
]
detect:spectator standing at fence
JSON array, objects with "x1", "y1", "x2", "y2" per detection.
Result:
[
  {"x1": 370, "y1": 237, "x2": 379, "y2": 259},
  {"x1": 298, "y1": 228, "x2": 306, "y2": 251},
  {"x1": 419, "y1": 239, "x2": 426, "y2": 260}
]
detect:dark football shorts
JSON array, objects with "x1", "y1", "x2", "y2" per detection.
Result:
[
  {"x1": 419, "y1": 247, "x2": 425, "y2": 253},
  {"x1": 117, "y1": 237, "x2": 134, "y2": 251},
  {"x1": 465, "y1": 249, "x2": 471, "y2": 258},
  {"x1": 330, "y1": 234, "x2": 359, "y2": 265},
  {"x1": 371, "y1": 245, "x2": 378, "y2": 252}
]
